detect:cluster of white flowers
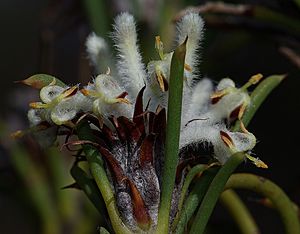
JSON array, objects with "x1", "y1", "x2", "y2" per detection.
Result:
[{"x1": 27, "y1": 12, "x2": 261, "y2": 165}]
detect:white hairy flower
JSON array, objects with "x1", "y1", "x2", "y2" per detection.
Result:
[
  {"x1": 111, "y1": 12, "x2": 147, "y2": 101},
  {"x1": 28, "y1": 12, "x2": 257, "y2": 165},
  {"x1": 85, "y1": 32, "x2": 111, "y2": 74},
  {"x1": 83, "y1": 12, "x2": 256, "y2": 163}
]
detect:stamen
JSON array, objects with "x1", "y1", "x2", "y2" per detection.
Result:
[
  {"x1": 29, "y1": 102, "x2": 49, "y2": 109},
  {"x1": 246, "y1": 154, "x2": 268, "y2": 169},
  {"x1": 60, "y1": 86, "x2": 78, "y2": 100},
  {"x1": 184, "y1": 63, "x2": 192, "y2": 72},
  {"x1": 155, "y1": 69, "x2": 167, "y2": 92},
  {"x1": 155, "y1": 36, "x2": 164, "y2": 60},
  {"x1": 241, "y1": 73, "x2": 263, "y2": 90},
  {"x1": 220, "y1": 131, "x2": 234, "y2": 149},
  {"x1": 240, "y1": 121, "x2": 249, "y2": 134},
  {"x1": 211, "y1": 89, "x2": 229, "y2": 104},
  {"x1": 238, "y1": 103, "x2": 247, "y2": 120},
  {"x1": 115, "y1": 98, "x2": 131, "y2": 105},
  {"x1": 10, "y1": 130, "x2": 24, "y2": 139}
]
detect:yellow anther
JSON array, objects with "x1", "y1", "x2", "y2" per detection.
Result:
[
  {"x1": 220, "y1": 131, "x2": 235, "y2": 149},
  {"x1": 241, "y1": 73, "x2": 263, "y2": 90},
  {"x1": 116, "y1": 98, "x2": 131, "y2": 105},
  {"x1": 249, "y1": 73, "x2": 263, "y2": 85},
  {"x1": 155, "y1": 69, "x2": 167, "y2": 92},
  {"x1": 240, "y1": 121, "x2": 249, "y2": 134},
  {"x1": 155, "y1": 36, "x2": 164, "y2": 60},
  {"x1": 10, "y1": 130, "x2": 24, "y2": 139},
  {"x1": 60, "y1": 85, "x2": 78, "y2": 99},
  {"x1": 184, "y1": 63, "x2": 192, "y2": 72},
  {"x1": 246, "y1": 154, "x2": 268, "y2": 169},
  {"x1": 81, "y1": 89, "x2": 100, "y2": 98},
  {"x1": 211, "y1": 89, "x2": 229, "y2": 100},
  {"x1": 238, "y1": 103, "x2": 247, "y2": 120},
  {"x1": 80, "y1": 89, "x2": 90, "y2": 96},
  {"x1": 29, "y1": 102, "x2": 49, "y2": 109}
]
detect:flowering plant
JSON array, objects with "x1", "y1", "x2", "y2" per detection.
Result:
[{"x1": 16, "y1": 12, "x2": 300, "y2": 234}]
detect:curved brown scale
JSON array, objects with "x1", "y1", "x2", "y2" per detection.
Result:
[
  {"x1": 126, "y1": 178, "x2": 152, "y2": 231},
  {"x1": 109, "y1": 116, "x2": 127, "y2": 142},
  {"x1": 152, "y1": 108, "x2": 166, "y2": 135},
  {"x1": 62, "y1": 85, "x2": 78, "y2": 98},
  {"x1": 101, "y1": 124, "x2": 118, "y2": 142},
  {"x1": 116, "y1": 91, "x2": 128, "y2": 99},
  {"x1": 133, "y1": 86, "x2": 146, "y2": 118},
  {"x1": 75, "y1": 112, "x2": 102, "y2": 129},
  {"x1": 133, "y1": 114, "x2": 146, "y2": 136},
  {"x1": 146, "y1": 112, "x2": 156, "y2": 134},
  {"x1": 98, "y1": 146, "x2": 127, "y2": 184},
  {"x1": 117, "y1": 116, "x2": 142, "y2": 143},
  {"x1": 139, "y1": 134, "x2": 155, "y2": 167}
]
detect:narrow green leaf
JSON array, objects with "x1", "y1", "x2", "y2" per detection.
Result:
[
  {"x1": 16, "y1": 74, "x2": 66, "y2": 89},
  {"x1": 189, "y1": 153, "x2": 245, "y2": 234},
  {"x1": 174, "y1": 168, "x2": 219, "y2": 234},
  {"x1": 226, "y1": 174, "x2": 300, "y2": 234},
  {"x1": 233, "y1": 74, "x2": 285, "y2": 131},
  {"x1": 156, "y1": 39, "x2": 187, "y2": 234}
]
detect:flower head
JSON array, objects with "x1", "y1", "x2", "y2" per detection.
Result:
[{"x1": 20, "y1": 12, "x2": 267, "y2": 232}]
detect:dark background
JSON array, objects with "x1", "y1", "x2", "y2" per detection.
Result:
[{"x1": 0, "y1": 0, "x2": 299, "y2": 233}]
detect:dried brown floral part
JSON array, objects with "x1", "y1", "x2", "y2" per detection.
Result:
[
  {"x1": 126, "y1": 179, "x2": 152, "y2": 231},
  {"x1": 220, "y1": 130, "x2": 234, "y2": 149},
  {"x1": 139, "y1": 134, "x2": 155, "y2": 167}
]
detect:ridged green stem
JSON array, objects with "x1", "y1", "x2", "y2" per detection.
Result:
[
  {"x1": 220, "y1": 190, "x2": 259, "y2": 234},
  {"x1": 76, "y1": 121, "x2": 131, "y2": 234},
  {"x1": 226, "y1": 173, "x2": 300, "y2": 234},
  {"x1": 155, "y1": 40, "x2": 186, "y2": 234}
]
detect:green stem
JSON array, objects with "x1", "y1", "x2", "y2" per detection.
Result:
[
  {"x1": 220, "y1": 190, "x2": 259, "y2": 234},
  {"x1": 76, "y1": 121, "x2": 131, "y2": 234},
  {"x1": 225, "y1": 173, "x2": 300, "y2": 234},
  {"x1": 172, "y1": 164, "x2": 208, "y2": 230},
  {"x1": 175, "y1": 168, "x2": 218, "y2": 234},
  {"x1": 189, "y1": 153, "x2": 245, "y2": 234},
  {"x1": 233, "y1": 74, "x2": 285, "y2": 131},
  {"x1": 155, "y1": 40, "x2": 186, "y2": 233}
]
